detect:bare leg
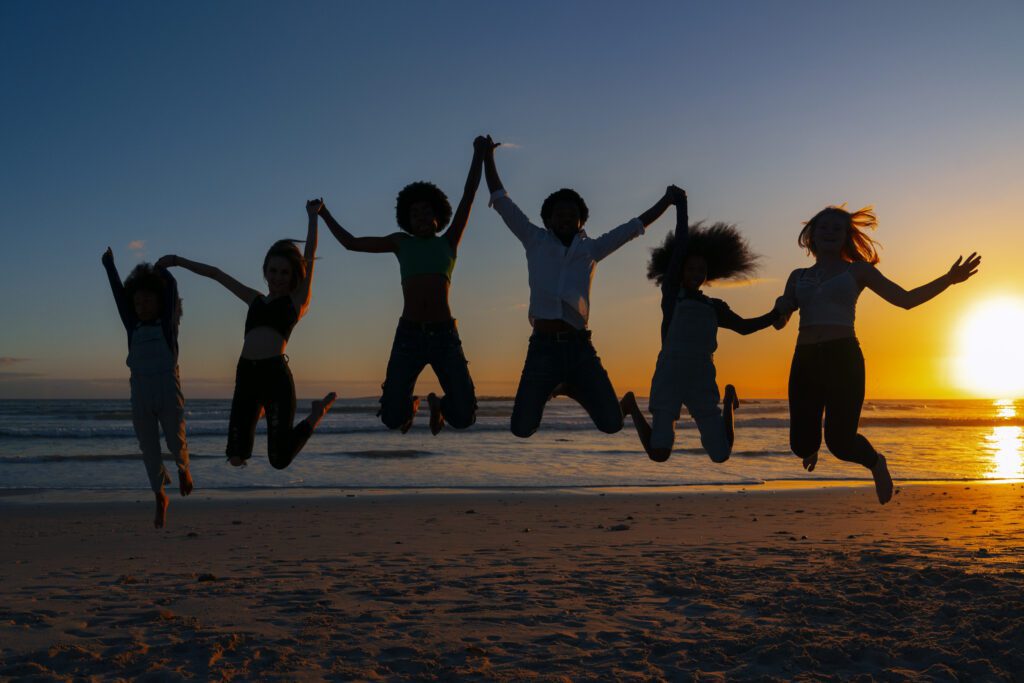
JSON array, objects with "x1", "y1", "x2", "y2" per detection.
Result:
[
  {"x1": 427, "y1": 392, "x2": 444, "y2": 435},
  {"x1": 723, "y1": 384, "x2": 739, "y2": 449},
  {"x1": 621, "y1": 392, "x2": 671, "y2": 462},
  {"x1": 178, "y1": 468, "x2": 193, "y2": 496},
  {"x1": 307, "y1": 392, "x2": 338, "y2": 430},
  {"x1": 154, "y1": 490, "x2": 169, "y2": 529},
  {"x1": 871, "y1": 453, "x2": 894, "y2": 505}
]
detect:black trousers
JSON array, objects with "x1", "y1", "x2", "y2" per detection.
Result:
[
  {"x1": 788, "y1": 337, "x2": 879, "y2": 469},
  {"x1": 226, "y1": 356, "x2": 313, "y2": 469}
]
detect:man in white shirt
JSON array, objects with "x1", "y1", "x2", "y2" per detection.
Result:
[{"x1": 482, "y1": 137, "x2": 675, "y2": 437}]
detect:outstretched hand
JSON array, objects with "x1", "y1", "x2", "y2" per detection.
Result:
[
  {"x1": 102, "y1": 247, "x2": 113, "y2": 265},
  {"x1": 474, "y1": 135, "x2": 499, "y2": 155},
  {"x1": 306, "y1": 197, "x2": 324, "y2": 217},
  {"x1": 155, "y1": 255, "x2": 177, "y2": 269},
  {"x1": 947, "y1": 253, "x2": 981, "y2": 284}
]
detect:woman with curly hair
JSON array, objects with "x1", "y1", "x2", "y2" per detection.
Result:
[
  {"x1": 316, "y1": 137, "x2": 487, "y2": 434},
  {"x1": 156, "y1": 199, "x2": 336, "y2": 469},
  {"x1": 622, "y1": 186, "x2": 784, "y2": 464},
  {"x1": 775, "y1": 204, "x2": 981, "y2": 504}
]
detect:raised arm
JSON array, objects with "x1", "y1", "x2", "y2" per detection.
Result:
[
  {"x1": 444, "y1": 137, "x2": 489, "y2": 252},
  {"x1": 291, "y1": 199, "x2": 321, "y2": 316},
  {"x1": 591, "y1": 187, "x2": 674, "y2": 263},
  {"x1": 318, "y1": 201, "x2": 399, "y2": 254},
  {"x1": 483, "y1": 140, "x2": 544, "y2": 246},
  {"x1": 155, "y1": 254, "x2": 260, "y2": 305},
  {"x1": 101, "y1": 247, "x2": 134, "y2": 332},
  {"x1": 660, "y1": 186, "x2": 689, "y2": 341},
  {"x1": 857, "y1": 253, "x2": 981, "y2": 309}
]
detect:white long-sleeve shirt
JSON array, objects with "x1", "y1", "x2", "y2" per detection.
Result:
[{"x1": 490, "y1": 189, "x2": 646, "y2": 329}]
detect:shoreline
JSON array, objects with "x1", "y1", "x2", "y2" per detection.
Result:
[{"x1": 1, "y1": 477, "x2": 1022, "y2": 505}]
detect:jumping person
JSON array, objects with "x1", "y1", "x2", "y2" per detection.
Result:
[
  {"x1": 156, "y1": 199, "x2": 336, "y2": 468},
  {"x1": 775, "y1": 204, "x2": 981, "y2": 504},
  {"x1": 316, "y1": 137, "x2": 487, "y2": 434},
  {"x1": 482, "y1": 138, "x2": 674, "y2": 437},
  {"x1": 621, "y1": 186, "x2": 786, "y2": 463},
  {"x1": 102, "y1": 248, "x2": 192, "y2": 528}
]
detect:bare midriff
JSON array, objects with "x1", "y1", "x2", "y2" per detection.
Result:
[
  {"x1": 241, "y1": 327, "x2": 289, "y2": 360},
  {"x1": 401, "y1": 274, "x2": 453, "y2": 322},
  {"x1": 796, "y1": 324, "x2": 856, "y2": 345},
  {"x1": 532, "y1": 319, "x2": 579, "y2": 334}
]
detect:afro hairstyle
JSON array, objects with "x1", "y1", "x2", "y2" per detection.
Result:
[
  {"x1": 540, "y1": 188, "x2": 589, "y2": 227},
  {"x1": 647, "y1": 221, "x2": 760, "y2": 287},
  {"x1": 395, "y1": 181, "x2": 452, "y2": 234}
]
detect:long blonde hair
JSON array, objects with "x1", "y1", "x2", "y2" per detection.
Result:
[{"x1": 798, "y1": 204, "x2": 880, "y2": 265}]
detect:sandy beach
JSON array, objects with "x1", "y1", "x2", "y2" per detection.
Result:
[{"x1": 2, "y1": 482, "x2": 1023, "y2": 681}]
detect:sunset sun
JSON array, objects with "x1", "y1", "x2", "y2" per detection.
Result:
[{"x1": 953, "y1": 297, "x2": 1024, "y2": 398}]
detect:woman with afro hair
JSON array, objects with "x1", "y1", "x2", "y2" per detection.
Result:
[
  {"x1": 621, "y1": 186, "x2": 785, "y2": 464},
  {"x1": 774, "y1": 204, "x2": 981, "y2": 504},
  {"x1": 316, "y1": 137, "x2": 488, "y2": 434}
]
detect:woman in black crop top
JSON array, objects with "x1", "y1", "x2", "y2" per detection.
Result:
[
  {"x1": 157, "y1": 199, "x2": 337, "y2": 469},
  {"x1": 775, "y1": 204, "x2": 981, "y2": 505}
]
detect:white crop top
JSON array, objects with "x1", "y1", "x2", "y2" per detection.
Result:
[{"x1": 794, "y1": 266, "x2": 860, "y2": 328}]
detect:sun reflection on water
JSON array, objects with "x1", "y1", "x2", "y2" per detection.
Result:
[{"x1": 985, "y1": 400, "x2": 1022, "y2": 479}]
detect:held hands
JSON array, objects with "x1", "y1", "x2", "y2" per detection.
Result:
[
  {"x1": 772, "y1": 296, "x2": 796, "y2": 330},
  {"x1": 474, "y1": 135, "x2": 499, "y2": 155},
  {"x1": 947, "y1": 253, "x2": 981, "y2": 284},
  {"x1": 306, "y1": 197, "x2": 324, "y2": 217},
  {"x1": 155, "y1": 255, "x2": 178, "y2": 269},
  {"x1": 665, "y1": 185, "x2": 687, "y2": 205},
  {"x1": 102, "y1": 246, "x2": 114, "y2": 266}
]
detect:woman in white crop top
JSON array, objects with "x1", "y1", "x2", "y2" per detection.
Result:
[{"x1": 776, "y1": 204, "x2": 981, "y2": 505}]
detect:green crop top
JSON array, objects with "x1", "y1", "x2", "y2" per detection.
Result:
[{"x1": 396, "y1": 234, "x2": 456, "y2": 282}]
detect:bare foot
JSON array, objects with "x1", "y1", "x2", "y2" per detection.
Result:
[
  {"x1": 154, "y1": 490, "x2": 169, "y2": 529},
  {"x1": 620, "y1": 391, "x2": 638, "y2": 418},
  {"x1": 872, "y1": 453, "x2": 894, "y2": 505},
  {"x1": 308, "y1": 392, "x2": 337, "y2": 430},
  {"x1": 401, "y1": 396, "x2": 420, "y2": 434},
  {"x1": 227, "y1": 456, "x2": 247, "y2": 467},
  {"x1": 802, "y1": 452, "x2": 818, "y2": 472},
  {"x1": 427, "y1": 393, "x2": 445, "y2": 435},
  {"x1": 723, "y1": 384, "x2": 739, "y2": 410},
  {"x1": 178, "y1": 468, "x2": 194, "y2": 496}
]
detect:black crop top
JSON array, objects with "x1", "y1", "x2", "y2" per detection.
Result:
[{"x1": 244, "y1": 295, "x2": 298, "y2": 340}]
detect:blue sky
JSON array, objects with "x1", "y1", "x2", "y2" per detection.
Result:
[{"x1": 1, "y1": 1, "x2": 1022, "y2": 398}]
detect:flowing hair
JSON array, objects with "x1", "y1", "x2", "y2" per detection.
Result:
[
  {"x1": 647, "y1": 221, "x2": 760, "y2": 286},
  {"x1": 798, "y1": 204, "x2": 881, "y2": 265},
  {"x1": 262, "y1": 239, "x2": 307, "y2": 291}
]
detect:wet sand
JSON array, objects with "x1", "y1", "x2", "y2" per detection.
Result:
[{"x1": 2, "y1": 482, "x2": 1023, "y2": 680}]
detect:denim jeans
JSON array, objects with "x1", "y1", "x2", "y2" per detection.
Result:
[
  {"x1": 511, "y1": 330, "x2": 623, "y2": 438},
  {"x1": 378, "y1": 319, "x2": 477, "y2": 431}
]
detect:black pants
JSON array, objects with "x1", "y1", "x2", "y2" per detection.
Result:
[
  {"x1": 226, "y1": 356, "x2": 313, "y2": 469},
  {"x1": 511, "y1": 330, "x2": 623, "y2": 438},
  {"x1": 788, "y1": 337, "x2": 879, "y2": 469}
]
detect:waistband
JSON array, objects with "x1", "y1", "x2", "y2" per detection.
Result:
[
  {"x1": 530, "y1": 328, "x2": 593, "y2": 342},
  {"x1": 237, "y1": 354, "x2": 288, "y2": 367},
  {"x1": 398, "y1": 317, "x2": 457, "y2": 333},
  {"x1": 795, "y1": 336, "x2": 859, "y2": 350}
]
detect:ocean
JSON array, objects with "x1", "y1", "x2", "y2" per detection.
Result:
[{"x1": 0, "y1": 398, "x2": 1021, "y2": 494}]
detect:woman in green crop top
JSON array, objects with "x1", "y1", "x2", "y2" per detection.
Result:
[{"x1": 317, "y1": 136, "x2": 491, "y2": 434}]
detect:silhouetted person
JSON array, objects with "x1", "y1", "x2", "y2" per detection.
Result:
[{"x1": 775, "y1": 204, "x2": 981, "y2": 504}]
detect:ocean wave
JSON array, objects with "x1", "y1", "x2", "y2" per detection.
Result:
[{"x1": 0, "y1": 449, "x2": 437, "y2": 464}]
